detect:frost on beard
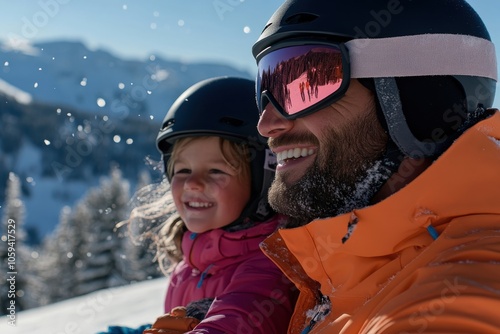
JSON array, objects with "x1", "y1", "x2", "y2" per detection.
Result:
[{"x1": 269, "y1": 159, "x2": 394, "y2": 225}]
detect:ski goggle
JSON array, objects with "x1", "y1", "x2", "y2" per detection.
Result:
[{"x1": 256, "y1": 41, "x2": 350, "y2": 119}]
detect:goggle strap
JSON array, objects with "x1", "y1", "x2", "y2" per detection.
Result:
[{"x1": 348, "y1": 34, "x2": 497, "y2": 81}]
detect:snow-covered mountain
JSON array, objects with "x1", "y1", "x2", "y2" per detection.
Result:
[
  {"x1": 0, "y1": 78, "x2": 32, "y2": 105},
  {"x1": 0, "y1": 39, "x2": 254, "y2": 241},
  {"x1": 0, "y1": 39, "x2": 253, "y2": 120},
  {"x1": 1, "y1": 277, "x2": 169, "y2": 334}
]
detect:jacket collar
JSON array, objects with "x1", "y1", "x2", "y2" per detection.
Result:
[{"x1": 182, "y1": 215, "x2": 283, "y2": 272}]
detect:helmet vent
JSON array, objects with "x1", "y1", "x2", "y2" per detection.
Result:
[
  {"x1": 261, "y1": 22, "x2": 272, "y2": 34},
  {"x1": 161, "y1": 119, "x2": 175, "y2": 130},
  {"x1": 284, "y1": 13, "x2": 319, "y2": 25},
  {"x1": 219, "y1": 116, "x2": 244, "y2": 127}
]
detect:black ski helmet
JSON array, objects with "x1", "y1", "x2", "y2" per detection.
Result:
[
  {"x1": 253, "y1": 0, "x2": 497, "y2": 158},
  {"x1": 156, "y1": 76, "x2": 276, "y2": 223}
]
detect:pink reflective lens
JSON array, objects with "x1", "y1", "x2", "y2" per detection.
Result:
[{"x1": 257, "y1": 44, "x2": 345, "y2": 117}]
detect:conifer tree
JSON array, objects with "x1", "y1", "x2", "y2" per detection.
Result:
[
  {"x1": 75, "y1": 166, "x2": 130, "y2": 295},
  {"x1": 136, "y1": 169, "x2": 153, "y2": 193},
  {"x1": 39, "y1": 204, "x2": 89, "y2": 303},
  {"x1": 0, "y1": 172, "x2": 28, "y2": 314},
  {"x1": 117, "y1": 220, "x2": 161, "y2": 283},
  {"x1": 116, "y1": 169, "x2": 161, "y2": 282}
]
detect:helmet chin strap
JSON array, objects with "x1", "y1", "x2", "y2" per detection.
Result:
[{"x1": 374, "y1": 77, "x2": 449, "y2": 159}]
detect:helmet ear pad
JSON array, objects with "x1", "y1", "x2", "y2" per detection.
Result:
[
  {"x1": 395, "y1": 76, "x2": 467, "y2": 144},
  {"x1": 360, "y1": 76, "x2": 468, "y2": 153}
]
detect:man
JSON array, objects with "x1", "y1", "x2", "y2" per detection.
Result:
[{"x1": 253, "y1": 0, "x2": 500, "y2": 333}]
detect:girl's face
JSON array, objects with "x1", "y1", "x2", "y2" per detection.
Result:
[{"x1": 170, "y1": 137, "x2": 251, "y2": 233}]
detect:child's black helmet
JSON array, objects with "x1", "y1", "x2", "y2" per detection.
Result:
[
  {"x1": 253, "y1": 0, "x2": 497, "y2": 157},
  {"x1": 156, "y1": 76, "x2": 276, "y2": 222}
]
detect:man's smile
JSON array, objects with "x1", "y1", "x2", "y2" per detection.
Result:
[{"x1": 276, "y1": 147, "x2": 316, "y2": 165}]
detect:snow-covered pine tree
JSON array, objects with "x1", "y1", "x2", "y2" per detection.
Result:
[
  {"x1": 136, "y1": 169, "x2": 153, "y2": 192},
  {"x1": 0, "y1": 172, "x2": 28, "y2": 313},
  {"x1": 39, "y1": 204, "x2": 90, "y2": 304},
  {"x1": 115, "y1": 168, "x2": 161, "y2": 282},
  {"x1": 36, "y1": 207, "x2": 69, "y2": 306},
  {"x1": 0, "y1": 173, "x2": 25, "y2": 235},
  {"x1": 116, "y1": 217, "x2": 161, "y2": 283},
  {"x1": 74, "y1": 166, "x2": 130, "y2": 296}
]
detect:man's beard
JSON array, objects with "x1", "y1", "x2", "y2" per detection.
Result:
[{"x1": 268, "y1": 112, "x2": 396, "y2": 227}]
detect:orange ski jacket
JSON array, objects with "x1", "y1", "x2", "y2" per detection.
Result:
[{"x1": 261, "y1": 111, "x2": 500, "y2": 333}]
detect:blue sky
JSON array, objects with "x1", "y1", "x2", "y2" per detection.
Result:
[
  {"x1": 0, "y1": 0, "x2": 499, "y2": 102},
  {"x1": 0, "y1": 0, "x2": 283, "y2": 73}
]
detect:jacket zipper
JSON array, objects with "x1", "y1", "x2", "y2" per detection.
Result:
[
  {"x1": 188, "y1": 233, "x2": 214, "y2": 289},
  {"x1": 301, "y1": 295, "x2": 331, "y2": 334}
]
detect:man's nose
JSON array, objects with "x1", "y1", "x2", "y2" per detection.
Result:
[{"x1": 257, "y1": 102, "x2": 293, "y2": 138}]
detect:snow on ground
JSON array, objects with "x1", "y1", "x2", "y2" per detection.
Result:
[{"x1": 2, "y1": 277, "x2": 169, "y2": 334}]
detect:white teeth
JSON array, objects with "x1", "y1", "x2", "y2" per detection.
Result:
[
  {"x1": 188, "y1": 202, "x2": 213, "y2": 208},
  {"x1": 277, "y1": 148, "x2": 315, "y2": 164}
]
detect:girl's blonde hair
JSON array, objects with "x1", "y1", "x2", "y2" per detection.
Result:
[{"x1": 123, "y1": 136, "x2": 251, "y2": 274}]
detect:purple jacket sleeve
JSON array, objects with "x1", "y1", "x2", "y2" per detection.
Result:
[{"x1": 185, "y1": 254, "x2": 298, "y2": 334}]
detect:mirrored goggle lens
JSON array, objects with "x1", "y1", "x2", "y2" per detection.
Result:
[{"x1": 257, "y1": 44, "x2": 345, "y2": 116}]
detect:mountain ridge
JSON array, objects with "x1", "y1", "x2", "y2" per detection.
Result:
[
  {"x1": 0, "y1": 39, "x2": 254, "y2": 241},
  {"x1": 0, "y1": 39, "x2": 253, "y2": 120}
]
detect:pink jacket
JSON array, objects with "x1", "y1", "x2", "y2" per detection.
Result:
[{"x1": 164, "y1": 215, "x2": 297, "y2": 334}]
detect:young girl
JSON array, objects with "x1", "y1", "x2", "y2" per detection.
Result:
[{"x1": 132, "y1": 77, "x2": 297, "y2": 334}]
